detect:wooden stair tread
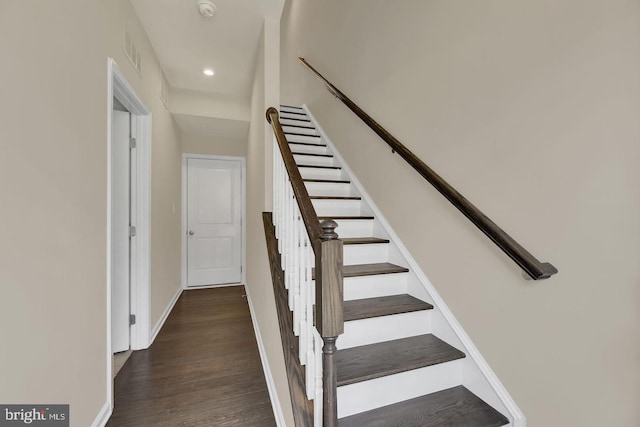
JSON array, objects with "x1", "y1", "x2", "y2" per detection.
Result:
[
  {"x1": 297, "y1": 164, "x2": 341, "y2": 170},
  {"x1": 292, "y1": 152, "x2": 333, "y2": 157},
  {"x1": 336, "y1": 334, "x2": 465, "y2": 386},
  {"x1": 343, "y1": 262, "x2": 408, "y2": 277},
  {"x1": 312, "y1": 262, "x2": 408, "y2": 280},
  {"x1": 280, "y1": 104, "x2": 303, "y2": 110},
  {"x1": 340, "y1": 237, "x2": 389, "y2": 245},
  {"x1": 281, "y1": 110, "x2": 307, "y2": 116},
  {"x1": 310, "y1": 196, "x2": 361, "y2": 200},
  {"x1": 283, "y1": 123, "x2": 316, "y2": 130},
  {"x1": 305, "y1": 179, "x2": 350, "y2": 183},
  {"x1": 288, "y1": 141, "x2": 324, "y2": 147},
  {"x1": 318, "y1": 215, "x2": 374, "y2": 220},
  {"x1": 338, "y1": 385, "x2": 509, "y2": 427},
  {"x1": 285, "y1": 131, "x2": 321, "y2": 138},
  {"x1": 343, "y1": 295, "x2": 433, "y2": 321},
  {"x1": 281, "y1": 117, "x2": 311, "y2": 123}
]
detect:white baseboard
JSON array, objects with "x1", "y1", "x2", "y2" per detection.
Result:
[
  {"x1": 184, "y1": 282, "x2": 243, "y2": 290},
  {"x1": 91, "y1": 401, "x2": 111, "y2": 427},
  {"x1": 245, "y1": 285, "x2": 286, "y2": 426},
  {"x1": 149, "y1": 285, "x2": 183, "y2": 346}
]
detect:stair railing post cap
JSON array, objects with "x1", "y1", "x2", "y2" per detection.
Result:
[
  {"x1": 320, "y1": 219, "x2": 339, "y2": 240},
  {"x1": 266, "y1": 107, "x2": 279, "y2": 124}
]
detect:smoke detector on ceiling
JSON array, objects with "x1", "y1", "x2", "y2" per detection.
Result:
[{"x1": 197, "y1": 0, "x2": 216, "y2": 18}]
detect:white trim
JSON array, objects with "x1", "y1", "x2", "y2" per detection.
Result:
[
  {"x1": 106, "y1": 58, "x2": 152, "y2": 418},
  {"x1": 90, "y1": 401, "x2": 111, "y2": 427},
  {"x1": 149, "y1": 285, "x2": 183, "y2": 345},
  {"x1": 184, "y1": 282, "x2": 243, "y2": 290},
  {"x1": 181, "y1": 154, "x2": 247, "y2": 289},
  {"x1": 245, "y1": 285, "x2": 286, "y2": 426},
  {"x1": 303, "y1": 105, "x2": 527, "y2": 426}
]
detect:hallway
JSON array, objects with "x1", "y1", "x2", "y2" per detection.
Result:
[{"x1": 107, "y1": 287, "x2": 276, "y2": 427}]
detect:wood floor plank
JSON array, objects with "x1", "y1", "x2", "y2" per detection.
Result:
[
  {"x1": 340, "y1": 237, "x2": 389, "y2": 245},
  {"x1": 344, "y1": 295, "x2": 433, "y2": 321},
  {"x1": 343, "y1": 262, "x2": 409, "y2": 277},
  {"x1": 107, "y1": 286, "x2": 276, "y2": 427},
  {"x1": 297, "y1": 164, "x2": 342, "y2": 170},
  {"x1": 338, "y1": 386, "x2": 509, "y2": 427},
  {"x1": 336, "y1": 334, "x2": 465, "y2": 386},
  {"x1": 312, "y1": 262, "x2": 408, "y2": 280}
]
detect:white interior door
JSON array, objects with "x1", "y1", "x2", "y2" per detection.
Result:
[
  {"x1": 111, "y1": 109, "x2": 131, "y2": 353},
  {"x1": 187, "y1": 158, "x2": 242, "y2": 287}
]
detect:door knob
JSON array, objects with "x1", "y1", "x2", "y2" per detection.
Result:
[{"x1": 188, "y1": 230, "x2": 195, "y2": 236}]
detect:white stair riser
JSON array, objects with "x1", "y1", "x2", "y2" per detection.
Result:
[
  {"x1": 343, "y1": 273, "x2": 408, "y2": 300},
  {"x1": 329, "y1": 219, "x2": 373, "y2": 237},
  {"x1": 280, "y1": 114, "x2": 310, "y2": 123},
  {"x1": 283, "y1": 125, "x2": 318, "y2": 136},
  {"x1": 286, "y1": 134, "x2": 324, "y2": 144},
  {"x1": 281, "y1": 117, "x2": 312, "y2": 127},
  {"x1": 288, "y1": 143, "x2": 328, "y2": 155},
  {"x1": 343, "y1": 243, "x2": 389, "y2": 264},
  {"x1": 293, "y1": 154, "x2": 335, "y2": 167},
  {"x1": 339, "y1": 310, "x2": 431, "y2": 350},
  {"x1": 299, "y1": 167, "x2": 344, "y2": 180},
  {"x1": 311, "y1": 199, "x2": 363, "y2": 217},
  {"x1": 280, "y1": 106, "x2": 304, "y2": 114},
  {"x1": 337, "y1": 358, "x2": 465, "y2": 418},
  {"x1": 305, "y1": 181, "x2": 353, "y2": 197}
]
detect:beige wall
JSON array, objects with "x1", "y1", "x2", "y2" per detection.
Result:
[
  {"x1": 245, "y1": 21, "x2": 295, "y2": 426},
  {"x1": 182, "y1": 134, "x2": 247, "y2": 157},
  {"x1": 170, "y1": 89, "x2": 250, "y2": 122},
  {"x1": 281, "y1": 1, "x2": 640, "y2": 426},
  {"x1": 0, "y1": 1, "x2": 182, "y2": 425}
]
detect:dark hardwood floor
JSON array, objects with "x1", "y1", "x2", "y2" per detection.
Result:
[{"x1": 107, "y1": 286, "x2": 276, "y2": 427}]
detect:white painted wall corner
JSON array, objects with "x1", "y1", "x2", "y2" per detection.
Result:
[
  {"x1": 149, "y1": 285, "x2": 183, "y2": 346},
  {"x1": 90, "y1": 401, "x2": 111, "y2": 427}
]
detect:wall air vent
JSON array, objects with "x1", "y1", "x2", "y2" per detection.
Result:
[{"x1": 123, "y1": 28, "x2": 142, "y2": 76}]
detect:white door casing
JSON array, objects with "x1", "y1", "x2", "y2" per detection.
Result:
[
  {"x1": 111, "y1": 109, "x2": 131, "y2": 353},
  {"x1": 186, "y1": 158, "x2": 242, "y2": 286}
]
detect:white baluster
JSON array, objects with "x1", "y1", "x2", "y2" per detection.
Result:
[
  {"x1": 284, "y1": 183, "x2": 292, "y2": 293},
  {"x1": 306, "y1": 240, "x2": 317, "y2": 398},
  {"x1": 272, "y1": 137, "x2": 278, "y2": 229},
  {"x1": 298, "y1": 221, "x2": 308, "y2": 365},
  {"x1": 287, "y1": 184, "x2": 295, "y2": 310},
  {"x1": 292, "y1": 202, "x2": 301, "y2": 336}
]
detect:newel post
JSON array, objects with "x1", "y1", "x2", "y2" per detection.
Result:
[{"x1": 317, "y1": 219, "x2": 344, "y2": 427}]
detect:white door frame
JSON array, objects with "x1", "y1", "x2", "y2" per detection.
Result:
[
  {"x1": 181, "y1": 154, "x2": 246, "y2": 289},
  {"x1": 106, "y1": 58, "x2": 152, "y2": 407}
]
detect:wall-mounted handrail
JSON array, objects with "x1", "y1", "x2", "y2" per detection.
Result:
[
  {"x1": 298, "y1": 58, "x2": 558, "y2": 280},
  {"x1": 267, "y1": 106, "x2": 344, "y2": 426}
]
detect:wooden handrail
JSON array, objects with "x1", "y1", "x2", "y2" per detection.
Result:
[
  {"x1": 298, "y1": 57, "x2": 558, "y2": 280},
  {"x1": 267, "y1": 106, "x2": 344, "y2": 426},
  {"x1": 267, "y1": 107, "x2": 322, "y2": 252}
]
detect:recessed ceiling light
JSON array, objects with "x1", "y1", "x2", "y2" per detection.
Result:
[{"x1": 203, "y1": 68, "x2": 215, "y2": 77}]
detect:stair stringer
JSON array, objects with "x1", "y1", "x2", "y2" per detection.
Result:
[{"x1": 302, "y1": 104, "x2": 526, "y2": 427}]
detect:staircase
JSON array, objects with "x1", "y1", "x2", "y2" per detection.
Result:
[{"x1": 273, "y1": 104, "x2": 519, "y2": 426}]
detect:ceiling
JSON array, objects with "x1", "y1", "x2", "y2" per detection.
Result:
[
  {"x1": 132, "y1": 0, "x2": 283, "y2": 99},
  {"x1": 173, "y1": 113, "x2": 249, "y2": 138}
]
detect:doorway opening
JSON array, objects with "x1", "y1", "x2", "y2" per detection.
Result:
[
  {"x1": 107, "y1": 58, "x2": 151, "y2": 411},
  {"x1": 111, "y1": 99, "x2": 133, "y2": 375},
  {"x1": 181, "y1": 154, "x2": 246, "y2": 289}
]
